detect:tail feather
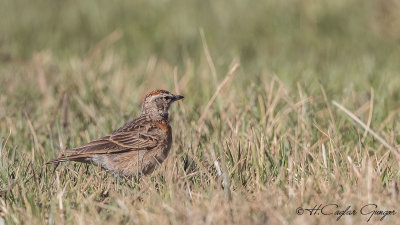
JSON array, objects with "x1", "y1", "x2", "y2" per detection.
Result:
[
  {"x1": 46, "y1": 157, "x2": 69, "y2": 164},
  {"x1": 46, "y1": 154, "x2": 91, "y2": 164}
]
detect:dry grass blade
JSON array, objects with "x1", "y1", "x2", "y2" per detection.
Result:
[
  {"x1": 210, "y1": 146, "x2": 232, "y2": 201},
  {"x1": 74, "y1": 95, "x2": 106, "y2": 134},
  {"x1": 173, "y1": 67, "x2": 187, "y2": 115},
  {"x1": 24, "y1": 112, "x2": 45, "y2": 155},
  {"x1": 332, "y1": 100, "x2": 400, "y2": 160},
  {"x1": 61, "y1": 93, "x2": 69, "y2": 128},
  {"x1": 362, "y1": 88, "x2": 374, "y2": 142},
  {"x1": 87, "y1": 29, "x2": 123, "y2": 60},
  {"x1": 200, "y1": 28, "x2": 218, "y2": 84},
  {"x1": 197, "y1": 61, "x2": 240, "y2": 132},
  {"x1": 321, "y1": 143, "x2": 327, "y2": 168}
]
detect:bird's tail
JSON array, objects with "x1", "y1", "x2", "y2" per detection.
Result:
[
  {"x1": 46, "y1": 154, "x2": 89, "y2": 164},
  {"x1": 46, "y1": 157, "x2": 69, "y2": 164}
]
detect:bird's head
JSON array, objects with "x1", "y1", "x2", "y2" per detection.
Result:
[{"x1": 141, "y1": 90, "x2": 184, "y2": 120}]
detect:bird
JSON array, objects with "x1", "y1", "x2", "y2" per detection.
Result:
[{"x1": 47, "y1": 90, "x2": 184, "y2": 177}]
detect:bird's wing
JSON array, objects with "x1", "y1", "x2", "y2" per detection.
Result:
[
  {"x1": 47, "y1": 116, "x2": 161, "y2": 164},
  {"x1": 64, "y1": 116, "x2": 160, "y2": 155},
  {"x1": 109, "y1": 131, "x2": 159, "y2": 150}
]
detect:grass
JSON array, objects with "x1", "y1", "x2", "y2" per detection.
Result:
[{"x1": 1, "y1": 0, "x2": 400, "y2": 224}]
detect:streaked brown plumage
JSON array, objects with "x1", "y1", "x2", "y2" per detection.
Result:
[{"x1": 47, "y1": 90, "x2": 184, "y2": 177}]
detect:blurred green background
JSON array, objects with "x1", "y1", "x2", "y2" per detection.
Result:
[
  {"x1": 1, "y1": 0, "x2": 399, "y2": 90},
  {"x1": 1, "y1": 0, "x2": 400, "y2": 126}
]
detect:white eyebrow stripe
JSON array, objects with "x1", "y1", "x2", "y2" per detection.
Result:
[
  {"x1": 148, "y1": 95, "x2": 157, "y2": 102},
  {"x1": 148, "y1": 93, "x2": 169, "y2": 102}
]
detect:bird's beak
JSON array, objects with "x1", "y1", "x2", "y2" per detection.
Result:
[{"x1": 173, "y1": 95, "x2": 184, "y2": 101}]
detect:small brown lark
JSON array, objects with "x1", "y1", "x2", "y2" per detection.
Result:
[{"x1": 47, "y1": 90, "x2": 184, "y2": 177}]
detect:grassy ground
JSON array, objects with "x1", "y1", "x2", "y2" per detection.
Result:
[{"x1": 1, "y1": 0, "x2": 400, "y2": 224}]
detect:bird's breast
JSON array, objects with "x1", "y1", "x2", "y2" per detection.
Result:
[{"x1": 153, "y1": 120, "x2": 172, "y2": 160}]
